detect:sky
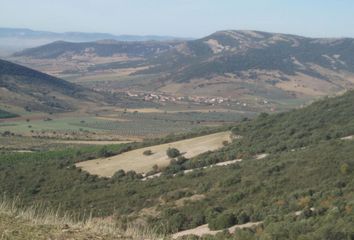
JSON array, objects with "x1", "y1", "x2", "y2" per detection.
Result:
[{"x1": 1, "y1": 0, "x2": 354, "y2": 38}]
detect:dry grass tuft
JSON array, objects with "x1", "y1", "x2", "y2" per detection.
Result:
[{"x1": 0, "y1": 197, "x2": 165, "y2": 239}]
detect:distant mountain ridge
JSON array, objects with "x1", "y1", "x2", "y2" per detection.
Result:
[
  {"x1": 139, "y1": 30, "x2": 354, "y2": 81},
  {"x1": 0, "y1": 27, "x2": 185, "y2": 42},
  {"x1": 13, "y1": 40, "x2": 180, "y2": 59},
  {"x1": 0, "y1": 27, "x2": 187, "y2": 55},
  {"x1": 132, "y1": 30, "x2": 354, "y2": 100},
  {"x1": 9, "y1": 30, "x2": 354, "y2": 106}
]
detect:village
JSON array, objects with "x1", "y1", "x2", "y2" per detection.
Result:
[{"x1": 125, "y1": 91, "x2": 271, "y2": 108}]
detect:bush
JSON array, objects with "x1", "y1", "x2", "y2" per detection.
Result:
[
  {"x1": 222, "y1": 140, "x2": 230, "y2": 146},
  {"x1": 168, "y1": 212, "x2": 186, "y2": 232},
  {"x1": 99, "y1": 146, "x2": 115, "y2": 158},
  {"x1": 167, "y1": 148, "x2": 181, "y2": 158},
  {"x1": 340, "y1": 163, "x2": 350, "y2": 175},
  {"x1": 112, "y1": 169, "x2": 125, "y2": 180},
  {"x1": 208, "y1": 213, "x2": 237, "y2": 230},
  {"x1": 143, "y1": 150, "x2": 153, "y2": 156},
  {"x1": 237, "y1": 211, "x2": 250, "y2": 224}
]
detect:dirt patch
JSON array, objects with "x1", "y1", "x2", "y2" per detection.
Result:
[
  {"x1": 175, "y1": 194, "x2": 206, "y2": 207},
  {"x1": 172, "y1": 221, "x2": 262, "y2": 239},
  {"x1": 255, "y1": 153, "x2": 269, "y2": 160},
  {"x1": 341, "y1": 135, "x2": 353, "y2": 140}
]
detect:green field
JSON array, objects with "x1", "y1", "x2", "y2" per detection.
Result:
[{"x1": 0, "y1": 110, "x2": 251, "y2": 139}]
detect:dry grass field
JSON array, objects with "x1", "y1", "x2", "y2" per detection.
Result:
[
  {"x1": 76, "y1": 131, "x2": 231, "y2": 177},
  {"x1": 0, "y1": 198, "x2": 162, "y2": 240}
]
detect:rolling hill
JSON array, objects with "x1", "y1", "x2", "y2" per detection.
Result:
[{"x1": 0, "y1": 59, "x2": 108, "y2": 113}]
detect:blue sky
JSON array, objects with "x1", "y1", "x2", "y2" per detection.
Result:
[{"x1": 1, "y1": 0, "x2": 354, "y2": 38}]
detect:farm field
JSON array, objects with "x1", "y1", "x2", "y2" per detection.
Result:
[
  {"x1": 0, "y1": 108, "x2": 251, "y2": 139},
  {"x1": 76, "y1": 131, "x2": 231, "y2": 176}
]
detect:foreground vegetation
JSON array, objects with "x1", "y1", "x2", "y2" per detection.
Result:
[
  {"x1": 1, "y1": 91, "x2": 354, "y2": 239},
  {"x1": 0, "y1": 198, "x2": 163, "y2": 240}
]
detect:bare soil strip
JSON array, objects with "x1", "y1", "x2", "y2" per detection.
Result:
[
  {"x1": 142, "y1": 153, "x2": 268, "y2": 181},
  {"x1": 172, "y1": 222, "x2": 263, "y2": 239},
  {"x1": 341, "y1": 135, "x2": 353, "y2": 140}
]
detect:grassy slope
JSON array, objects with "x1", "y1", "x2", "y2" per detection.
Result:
[
  {"x1": 1, "y1": 91, "x2": 354, "y2": 238},
  {"x1": 0, "y1": 59, "x2": 95, "y2": 113}
]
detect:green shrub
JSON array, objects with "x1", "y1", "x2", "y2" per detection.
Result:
[
  {"x1": 112, "y1": 169, "x2": 125, "y2": 180},
  {"x1": 167, "y1": 148, "x2": 181, "y2": 158},
  {"x1": 340, "y1": 163, "x2": 350, "y2": 175},
  {"x1": 167, "y1": 212, "x2": 186, "y2": 232},
  {"x1": 99, "y1": 146, "x2": 115, "y2": 157},
  {"x1": 237, "y1": 211, "x2": 250, "y2": 224},
  {"x1": 143, "y1": 150, "x2": 153, "y2": 156},
  {"x1": 208, "y1": 213, "x2": 237, "y2": 230}
]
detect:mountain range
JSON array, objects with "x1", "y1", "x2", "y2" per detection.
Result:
[
  {"x1": 0, "y1": 27, "x2": 186, "y2": 55},
  {"x1": 8, "y1": 30, "x2": 354, "y2": 109},
  {"x1": 136, "y1": 30, "x2": 354, "y2": 99}
]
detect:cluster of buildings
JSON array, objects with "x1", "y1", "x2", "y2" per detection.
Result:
[
  {"x1": 127, "y1": 91, "x2": 232, "y2": 105},
  {"x1": 125, "y1": 91, "x2": 272, "y2": 109}
]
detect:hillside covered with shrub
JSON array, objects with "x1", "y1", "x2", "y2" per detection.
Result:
[{"x1": 1, "y1": 91, "x2": 354, "y2": 239}]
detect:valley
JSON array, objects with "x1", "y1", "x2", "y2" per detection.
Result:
[
  {"x1": 1, "y1": 28, "x2": 354, "y2": 240},
  {"x1": 7, "y1": 30, "x2": 354, "y2": 115}
]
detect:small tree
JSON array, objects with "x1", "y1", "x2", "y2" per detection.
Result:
[
  {"x1": 167, "y1": 147, "x2": 181, "y2": 158},
  {"x1": 152, "y1": 164, "x2": 159, "y2": 172},
  {"x1": 99, "y1": 146, "x2": 114, "y2": 158},
  {"x1": 143, "y1": 150, "x2": 153, "y2": 156},
  {"x1": 208, "y1": 213, "x2": 237, "y2": 230},
  {"x1": 222, "y1": 140, "x2": 229, "y2": 146},
  {"x1": 237, "y1": 211, "x2": 250, "y2": 224},
  {"x1": 112, "y1": 169, "x2": 125, "y2": 180}
]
